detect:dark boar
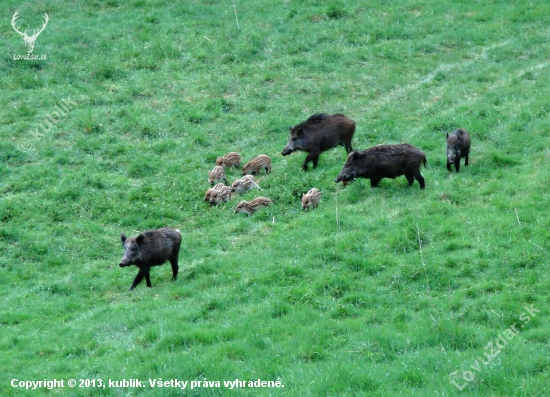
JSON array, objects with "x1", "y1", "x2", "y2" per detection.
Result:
[
  {"x1": 281, "y1": 113, "x2": 356, "y2": 171},
  {"x1": 446, "y1": 128, "x2": 471, "y2": 173},
  {"x1": 119, "y1": 228, "x2": 182, "y2": 290},
  {"x1": 335, "y1": 144, "x2": 427, "y2": 189}
]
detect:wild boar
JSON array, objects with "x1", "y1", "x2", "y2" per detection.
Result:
[
  {"x1": 204, "y1": 183, "x2": 226, "y2": 202},
  {"x1": 242, "y1": 155, "x2": 272, "y2": 175},
  {"x1": 209, "y1": 184, "x2": 232, "y2": 205},
  {"x1": 234, "y1": 197, "x2": 273, "y2": 215},
  {"x1": 216, "y1": 152, "x2": 241, "y2": 169},
  {"x1": 281, "y1": 113, "x2": 356, "y2": 171},
  {"x1": 119, "y1": 228, "x2": 181, "y2": 290},
  {"x1": 302, "y1": 188, "x2": 322, "y2": 211},
  {"x1": 208, "y1": 165, "x2": 228, "y2": 185},
  {"x1": 335, "y1": 144, "x2": 427, "y2": 189},
  {"x1": 446, "y1": 128, "x2": 471, "y2": 173},
  {"x1": 230, "y1": 175, "x2": 259, "y2": 194}
]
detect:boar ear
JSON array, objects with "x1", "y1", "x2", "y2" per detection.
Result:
[
  {"x1": 349, "y1": 150, "x2": 359, "y2": 160},
  {"x1": 446, "y1": 132, "x2": 449, "y2": 138},
  {"x1": 121, "y1": 234, "x2": 127, "y2": 245},
  {"x1": 136, "y1": 234, "x2": 145, "y2": 245},
  {"x1": 289, "y1": 126, "x2": 293, "y2": 131},
  {"x1": 295, "y1": 128, "x2": 304, "y2": 136}
]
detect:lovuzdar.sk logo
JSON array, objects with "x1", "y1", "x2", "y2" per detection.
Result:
[{"x1": 11, "y1": 11, "x2": 49, "y2": 60}]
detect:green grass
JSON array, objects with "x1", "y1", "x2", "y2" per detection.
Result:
[{"x1": 1, "y1": 0, "x2": 549, "y2": 396}]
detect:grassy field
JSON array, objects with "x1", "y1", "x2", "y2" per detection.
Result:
[{"x1": 1, "y1": 0, "x2": 549, "y2": 395}]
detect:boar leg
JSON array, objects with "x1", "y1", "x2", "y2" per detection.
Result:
[
  {"x1": 370, "y1": 177, "x2": 381, "y2": 188},
  {"x1": 302, "y1": 156, "x2": 312, "y2": 171},
  {"x1": 454, "y1": 159, "x2": 460, "y2": 173},
  {"x1": 143, "y1": 269, "x2": 152, "y2": 288},
  {"x1": 130, "y1": 270, "x2": 147, "y2": 290},
  {"x1": 303, "y1": 152, "x2": 320, "y2": 171},
  {"x1": 170, "y1": 257, "x2": 179, "y2": 281},
  {"x1": 344, "y1": 141, "x2": 353, "y2": 154},
  {"x1": 405, "y1": 173, "x2": 415, "y2": 186},
  {"x1": 464, "y1": 153, "x2": 469, "y2": 166},
  {"x1": 413, "y1": 171, "x2": 426, "y2": 189},
  {"x1": 447, "y1": 160, "x2": 452, "y2": 171},
  {"x1": 311, "y1": 155, "x2": 319, "y2": 169}
]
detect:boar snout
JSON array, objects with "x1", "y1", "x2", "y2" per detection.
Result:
[
  {"x1": 119, "y1": 257, "x2": 131, "y2": 267},
  {"x1": 447, "y1": 150, "x2": 460, "y2": 163},
  {"x1": 335, "y1": 171, "x2": 355, "y2": 183},
  {"x1": 281, "y1": 147, "x2": 293, "y2": 156}
]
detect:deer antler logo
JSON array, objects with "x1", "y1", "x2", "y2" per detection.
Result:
[{"x1": 11, "y1": 11, "x2": 49, "y2": 54}]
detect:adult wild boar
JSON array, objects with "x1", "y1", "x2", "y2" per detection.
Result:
[
  {"x1": 119, "y1": 228, "x2": 181, "y2": 290},
  {"x1": 335, "y1": 144, "x2": 427, "y2": 189},
  {"x1": 446, "y1": 128, "x2": 471, "y2": 173},
  {"x1": 281, "y1": 113, "x2": 356, "y2": 171}
]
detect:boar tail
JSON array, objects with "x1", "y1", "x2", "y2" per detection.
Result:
[{"x1": 422, "y1": 156, "x2": 428, "y2": 168}]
